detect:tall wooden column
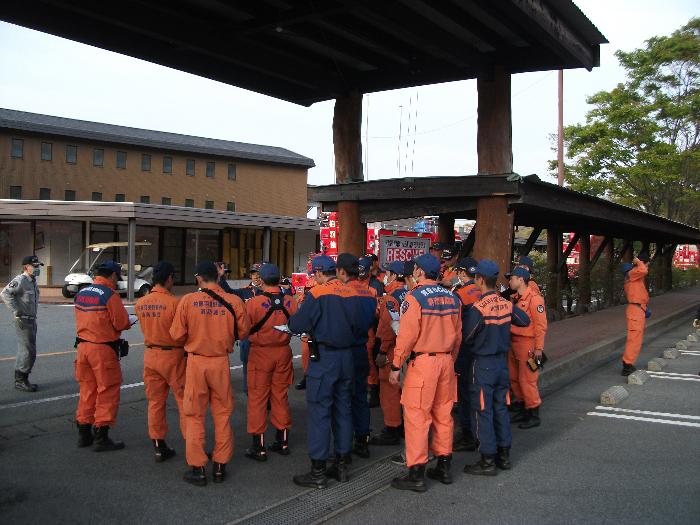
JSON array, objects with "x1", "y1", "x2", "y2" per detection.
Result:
[
  {"x1": 546, "y1": 229, "x2": 561, "y2": 317},
  {"x1": 577, "y1": 233, "x2": 591, "y2": 313},
  {"x1": 653, "y1": 242, "x2": 664, "y2": 292},
  {"x1": 622, "y1": 241, "x2": 633, "y2": 263},
  {"x1": 334, "y1": 91, "x2": 366, "y2": 256},
  {"x1": 662, "y1": 244, "x2": 676, "y2": 292},
  {"x1": 473, "y1": 67, "x2": 514, "y2": 280},
  {"x1": 604, "y1": 238, "x2": 615, "y2": 306},
  {"x1": 438, "y1": 215, "x2": 455, "y2": 245}
]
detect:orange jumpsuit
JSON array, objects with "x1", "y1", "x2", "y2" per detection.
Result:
[
  {"x1": 74, "y1": 276, "x2": 131, "y2": 428},
  {"x1": 135, "y1": 285, "x2": 186, "y2": 440},
  {"x1": 393, "y1": 280, "x2": 462, "y2": 468},
  {"x1": 170, "y1": 284, "x2": 250, "y2": 468},
  {"x1": 509, "y1": 287, "x2": 547, "y2": 409},
  {"x1": 528, "y1": 279, "x2": 541, "y2": 296},
  {"x1": 245, "y1": 286, "x2": 298, "y2": 435},
  {"x1": 376, "y1": 293, "x2": 402, "y2": 428},
  {"x1": 623, "y1": 263, "x2": 649, "y2": 366}
]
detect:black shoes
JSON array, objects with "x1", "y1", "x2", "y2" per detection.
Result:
[
  {"x1": 621, "y1": 362, "x2": 637, "y2": 376},
  {"x1": 453, "y1": 427, "x2": 478, "y2": 452},
  {"x1": 295, "y1": 376, "x2": 307, "y2": 390},
  {"x1": 367, "y1": 384, "x2": 380, "y2": 408},
  {"x1": 184, "y1": 466, "x2": 207, "y2": 487},
  {"x1": 213, "y1": 462, "x2": 227, "y2": 483},
  {"x1": 245, "y1": 434, "x2": 268, "y2": 462},
  {"x1": 426, "y1": 455, "x2": 453, "y2": 485},
  {"x1": 77, "y1": 423, "x2": 93, "y2": 448},
  {"x1": 518, "y1": 408, "x2": 541, "y2": 429},
  {"x1": 14, "y1": 370, "x2": 37, "y2": 392},
  {"x1": 495, "y1": 447, "x2": 512, "y2": 470},
  {"x1": 92, "y1": 426, "x2": 125, "y2": 452},
  {"x1": 352, "y1": 434, "x2": 370, "y2": 458},
  {"x1": 369, "y1": 426, "x2": 401, "y2": 446},
  {"x1": 293, "y1": 459, "x2": 328, "y2": 489},
  {"x1": 464, "y1": 454, "x2": 498, "y2": 476},
  {"x1": 268, "y1": 428, "x2": 290, "y2": 456},
  {"x1": 391, "y1": 464, "x2": 427, "y2": 492},
  {"x1": 508, "y1": 400, "x2": 524, "y2": 413},
  {"x1": 325, "y1": 454, "x2": 351, "y2": 482},
  {"x1": 153, "y1": 439, "x2": 176, "y2": 462}
]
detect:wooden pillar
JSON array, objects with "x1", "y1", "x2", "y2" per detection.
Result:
[
  {"x1": 577, "y1": 234, "x2": 591, "y2": 314},
  {"x1": 337, "y1": 201, "x2": 366, "y2": 257},
  {"x1": 438, "y1": 215, "x2": 455, "y2": 245},
  {"x1": 604, "y1": 238, "x2": 615, "y2": 306},
  {"x1": 546, "y1": 229, "x2": 560, "y2": 316},
  {"x1": 653, "y1": 242, "x2": 664, "y2": 293},
  {"x1": 622, "y1": 241, "x2": 633, "y2": 263},
  {"x1": 333, "y1": 91, "x2": 363, "y2": 184},
  {"x1": 662, "y1": 244, "x2": 676, "y2": 292},
  {"x1": 473, "y1": 66, "x2": 514, "y2": 281}
]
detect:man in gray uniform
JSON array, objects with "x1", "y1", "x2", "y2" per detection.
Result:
[{"x1": 1, "y1": 255, "x2": 43, "y2": 392}]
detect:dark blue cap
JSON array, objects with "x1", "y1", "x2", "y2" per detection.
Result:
[
  {"x1": 153, "y1": 261, "x2": 175, "y2": 281},
  {"x1": 22, "y1": 255, "x2": 44, "y2": 266},
  {"x1": 506, "y1": 266, "x2": 530, "y2": 281},
  {"x1": 358, "y1": 256, "x2": 373, "y2": 273},
  {"x1": 475, "y1": 259, "x2": 499, "y2": 278},
  {"x1": 519, "y1": 256, "x2": 534, "y2": 269},
  {"x1": 260, "y1": 263, "x2": 280, "y2": 281},
  {"x1": 312, "y1": 255, "x2": 336, "y2": 272},
  {"x1": 621, "y1": 262, "x2": 634, "y2": 274},
  {"x1": 402, "y1": 260, "x2": 416, "y2": 277},
  {"x1": 456, "y1": 257, "x2": 478, "y2": 274},
  {"x1": 194, "y1": 261, "x2": 218, "y2": 280},
  {"x1": 414, "y1": 254, "x2": 441, "y2": 275},
  {"x1": 387, "y1": 261, "x2": 405, "y2": 275},
  {"x1": 430, "y1": 242, "x2": 448, "y2": 252},
  {"x1": 98, "y1": 260, "x2": 122, "y2": 277},
  {"x1": 336, "y1": 253, "x2": 359, "y2": 272}
]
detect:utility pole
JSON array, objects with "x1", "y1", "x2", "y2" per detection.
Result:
[{"x1": 557, "y1": 70, "x2": 564, "y2": 187}]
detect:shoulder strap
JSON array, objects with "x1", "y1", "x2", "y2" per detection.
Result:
[
  {"x1": 249, "y1": 293, "x2": 290, "y2": 335},
  {"x1": 199, "y1": 288, "x2": 239, "y2": 341}
]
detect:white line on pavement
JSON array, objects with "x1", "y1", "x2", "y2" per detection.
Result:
[
  {"x1": 646, "y1": 373, "x2": 700, "y2": 382},
  {"x1": 679, "y1": 351, "x2": 700, "y2": 356},
  {"x1": 587, "y1": 412, "x2": 700, "y2": 428},
  {"x1": 594, "y1": 406, "x2": 700, "y2": 421},
  {"x1": 644, "y1": 371, "x2": 700, "y2": 377}
]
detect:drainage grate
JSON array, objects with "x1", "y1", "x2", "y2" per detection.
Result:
[{"x1": 229, "y1": 459, "x2": 404, "y2": 525}]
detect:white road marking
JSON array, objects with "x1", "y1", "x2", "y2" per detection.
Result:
[
  {"x1": 594, "y1": 406, "x2": 700, "y2": 421},
  {"x1": 679, "y1": 350, "x2": 700, "y2": 356},
  {"x1": 646, "y1": 373, "x2": 700, "y2": 382},
  {"x1": 587, "y1": 412, "x2": 700, "y2": 428},
  {"x1": 643, "y1": 371, "x2": 699, "y2": 377}
]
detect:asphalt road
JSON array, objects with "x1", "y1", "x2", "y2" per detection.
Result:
[{"x1": 0, "y1": 305, "x2": 698, "y2": 524}]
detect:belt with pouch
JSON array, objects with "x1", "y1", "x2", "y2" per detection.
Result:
[{"x1": 146, "y1": 345, "x2": 184, "y2": 351}]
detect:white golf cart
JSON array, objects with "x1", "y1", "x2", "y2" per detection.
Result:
[{"x1": 62, "y1": 242, "x2": 154, "y2": 298}]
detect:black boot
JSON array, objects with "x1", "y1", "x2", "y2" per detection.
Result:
[
  {"x1": 325, "y1": 454, "x2": 351, "y2": 482},
  {"x1": 153, "y1": 439, "x2": 176, "y2": 462},
  {"x1": 352, "y1": 434, "x2": 370, "y2": 458},
  {"x1": 453, "y1": 427, "x2": 477, "y2": 452},
  {"x1": 510, "y1": 407, "x2": 530, "y2": 423},
  {"x1": 495, "y1": 447, "x2": 512, "y2": 470},
  {"x1": 369, "y1": 426, "x2": 401, "y2": 446},
  {"x1": 268, "y1": 428, "x2": 290, "y2": 456},
  {"x1": 295, "y1": 376, "x2": 307, "y2": 390},
  {"x1": 245, "y1": 434, "x2": 268, "y2": 462},
  {"x1": 621, "y1": 362, "x2": 636, "y2": 376},
  {"x1": 213, "y1": 462, "x2": 227, "y2": 483},
  {"x1": 183, "y1": 466, "x2": 207, "y2": 487},
  {"x1": 92, "y1": 426, "x2": 125, "y2": 452},
  {"x1": 14, "y1": 370, "x2": 37, "y2": 392},
  {"x1": 518, "y1": 408, "x2": 541, "y2": 429},
  {"x1": 77, "y1": 422, "x2": 93, "y2": 448},
  {"x1": 391, "y1": 464, "x2": 427, "y2": 492},
  {"x1": 426, "y1": 455, "x2": 453, "y2": 485},
  {"x1": 293, "y1": 459, "x2": 327, "y2": 489},
  {"x1": 367, "y1": 384, "x2": 380, "y2": 408},
  {"x1": 464, "y1": 454, "x2": 498, "y2": 476},
  {"x1": 508, "y1": 399, "x2": 524, "y2": 413}
]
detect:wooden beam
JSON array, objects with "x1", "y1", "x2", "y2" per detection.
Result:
[
  {"x1": 546, "y1": 229, "x2": 561, "y2": 314},
  {"x1": 604, "y1": 238, "x2": 615, "y2": 307},
  {"x1": 614, "y1": 240, "x2": 632, "y2": 265},
  {"x1": 477, "y1": 67, "x2": 513, "y2": 175},
  {"x1": 459, "y1": 227, "x2": 477, "y2": 258},
  {"x1": 356, "y1": 197, "x2": 479, "y2": 223},
  {"x1": 520, "y1": 226, "x2": 543, "y2": 257},
  {"x1": 333, "y1": 91, "x2": 363, "y2": 184},
  {"x1": 337, "y1": 201, "x2": 366, "y2": 256},
  {"x1": 577, "y1": 234, "x2": 591, "y2": 314},
  {"x1": 474, "y1": 197, "x2": 514, "y2": 285},
  {"x1": 590, "y1": 236, "x2": 610, "y2": 268},
  {"x1": 558, "y1": 232, "x2": 581, "y2": 272},
  {"x1": 438, "y1": 215, "x2": 456, "y2": 244}
]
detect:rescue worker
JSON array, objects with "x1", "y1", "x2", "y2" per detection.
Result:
[
  {"x1": 289, "y1": 255, "x2": 374, "y2": 488},
  {"x1": 621, "y1": 253, "x2": 650, "y2": 376},
  {"x1": 517, "y1": 256, "x2": 541, "y2": 295},
  {"x1": 244, "y1": 263, "x2": 298, "y2": 461},
  {"x1": 389, "y1": 254, "x2": 462, "y2": 492},
  {"x1": 1, "y1": 255, "x2": 43, "y2": 392},
  {"x1": 73, "y1": 260, "x2": 134, "y2": 451},
  {"x1": 452, "y1": 257, "x2": 481, "y2": 452},
  {"x1": 340, "y1": 255, "x2": 379, "y2": 459},
  {"x1": 506, "y1": 266, "x2": 547, "y2": 429},
  {"x1": 462, "y1": 260, "x2": 530, "y2": 476},
  {"x1": 295, "y1": 273, "x2": 317, "y2": 391},
  {"x1": 440, "y1": 246, "x2": 460, "y2": 288},
  {"x1": 370, "y1": 260, "x2": 404, "y2": 446},
  {"x1": 171, "y1": 261, "x2": 251, "y2": 486},
  {"x1": 135, "y1": 261, "x2": 186, "y2": 461},
  {"x1": 429, "y1": 242, "x2": 447, "y2": 261}
]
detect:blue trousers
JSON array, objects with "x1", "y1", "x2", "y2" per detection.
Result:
[
  {"x1": 306, "y1": 348, "x2": 354, "y2": 461},
  {"x1": 455, "y1": 354, "x2": 473, "y2": 433},
  {"x1": 469, "y1": 354, "x2": 512, "y2": 456},
  {"x1": 240, "y1": 338, "x2": 250, "y2": 394},
  {"x1": 351, "y1": 346, "x2": 370, "y2": 437}
]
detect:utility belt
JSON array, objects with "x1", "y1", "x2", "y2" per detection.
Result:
[
  {"x1": 146, "y1": 344, "x2": 184, "y2": 351},
  {"x1": 630, "y1": 302, "x2": 651, "y2": 318},
  {"x1": 75, "y1": 337, "x2": 129, "y2": 360},
  {"x1": 409, "y1": 351, "x2": 451, "y2": 360}
]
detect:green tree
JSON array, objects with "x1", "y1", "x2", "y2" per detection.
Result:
[{"x1": 556, "y1": 18, "x2": 700, "y2": 227}]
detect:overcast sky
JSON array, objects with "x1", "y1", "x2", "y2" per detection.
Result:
[{"x1": 0, "y1": 1, "x2": 697, "y2": 187}]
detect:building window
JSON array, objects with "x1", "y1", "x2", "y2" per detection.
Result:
[
  {"x1": 141, "y1": 154, "x2": 151, "y2": 171},
  {"x1": 39, "y1": 188, "x2": 51, "y2": 200},
  {"x1": 66, "y1": 145, "x2": 77, "y2": 164},
  {"x1": 184, "y1": 198, "x2": 194, "y2": 208},
  {"x1": 163, "y1": 156, "x2": 172, "y2": 173},
  {"x1": 92, "y1": 192, "x2": 102, "y2": 201},
  {"x1": 228, "y1": 163, "x2": 237, "y2": 181},
  {"x1": 206, "y1": 161, "x2": 215, "y2": 178},
  {"x1": 140, "y1": 195, "x2": 150, "y2": 204},
  {"x1": 93, "y1": 148, "x2": 104, "y2": 167},
  {"x1": 11, "y1": 138, "x2": 23, "y2": 158},
  {"x1": 65, "y1": 190, "x2": 76, "y2": 201},
  {"x1": 41, "y1": 142, "x2": 52, "y2": 161},
  {"x1": 226, "y1": 201, "x2": 235, "y2": 212},
  {"x1": 161, "y1": 197, "x2": 171, "y2": 206},
  {"x1": 205, "y1": 200, "x2": 214, "y2": 209},
  {"x1": 116, "y1": 151, "x2": 127, "y2": 169},
  {"x1": 9, "y1": 186, "x2": 22, "y2": 199},
  {"x1": 186, "y1": 159, "x2": 195, "y2": 177},
  {"x1": 115, "y1": 193, "x2": 125, "y2": 202}
]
